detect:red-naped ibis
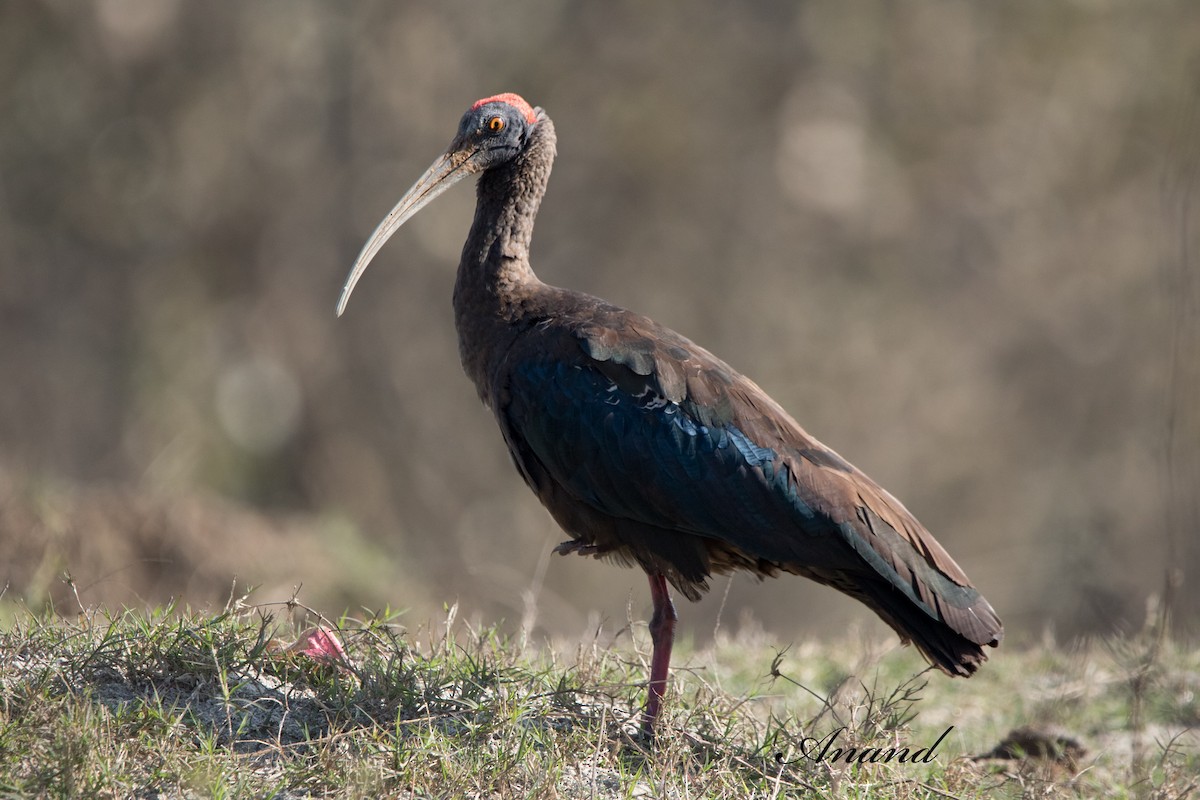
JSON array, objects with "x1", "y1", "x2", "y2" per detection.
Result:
[{"x1": 337, "y1": 93, "x2": 1002, "y2": 738}]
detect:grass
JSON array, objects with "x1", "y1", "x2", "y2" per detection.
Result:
[{"x1": 0, "y1": 592, "x2": 1196, "y2": 799}]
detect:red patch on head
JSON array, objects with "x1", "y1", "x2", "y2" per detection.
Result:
[{"x1": 471, "y1": 93, "x2": 538, "y2": 125}]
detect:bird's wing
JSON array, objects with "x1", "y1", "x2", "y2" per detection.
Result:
[{"x1": 496, "y1": 309, "x2": 999, "y2": 648}]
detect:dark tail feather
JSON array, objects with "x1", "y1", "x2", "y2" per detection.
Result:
[{"x1": 860, "y1": 578, "x2": 1003, "y2": 677}]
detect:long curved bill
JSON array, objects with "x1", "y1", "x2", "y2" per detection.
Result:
[{"x1": 336, "y1": 148, "x2": 476, "y2": 316}]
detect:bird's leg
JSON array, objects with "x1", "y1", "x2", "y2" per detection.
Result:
[{"x1": 641, "y1": 572, "x2": 677, "y2": 738}]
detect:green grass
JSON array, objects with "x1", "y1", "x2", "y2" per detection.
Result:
[{"x1": 0, "y1": 596, "x2": 1195, "y2": 799}]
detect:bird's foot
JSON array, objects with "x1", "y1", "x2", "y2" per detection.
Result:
[{"x1": 553, "y1": 540, "x2": 609, "y2": 558}]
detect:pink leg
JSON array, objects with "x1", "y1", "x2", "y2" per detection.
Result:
[{"x1": 641, "y1": 572, "x2": 677, "y2": 738}]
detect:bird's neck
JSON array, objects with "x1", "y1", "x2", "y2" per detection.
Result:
[{"x1": 453, "y1": 116, "x2": 557, "y2": 399}]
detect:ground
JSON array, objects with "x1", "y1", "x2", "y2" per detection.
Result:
[{"x1": 1, "y1": 594, "x2": 1196, "y2": 798}]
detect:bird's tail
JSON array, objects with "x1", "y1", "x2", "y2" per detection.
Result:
[{"x1": 859, "y1": 577, "x2": 1003, "y2": 677}]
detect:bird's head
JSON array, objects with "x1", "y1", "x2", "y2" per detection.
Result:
[
  {"x1": 336, "y1": 93, "x2": 542, "y2": 316},
  {"x1": 451, "y1": 93, "x2": 540, "y2": 171}
]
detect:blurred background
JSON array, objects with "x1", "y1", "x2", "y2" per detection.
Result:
[{"x1": 1, "y1": 1, "x2": 1197, "y2": 647}]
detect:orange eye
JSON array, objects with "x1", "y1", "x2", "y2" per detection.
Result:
[{"x1": 487, "y1": 116, "x2": 505, "y2": 133}]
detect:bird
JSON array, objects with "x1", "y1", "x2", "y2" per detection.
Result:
[{"x1": 336, "y1": 92, "x2": 1003, "y2": 738}]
